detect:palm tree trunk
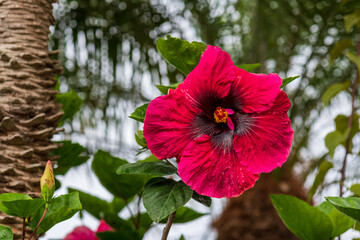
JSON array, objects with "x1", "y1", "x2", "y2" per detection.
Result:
[
  {"x1": 213, "y1": 171, "x2": 307, "y2": 240},
  {"x1": 0, "y1": 0, "x2": 62, "y2": 237}
]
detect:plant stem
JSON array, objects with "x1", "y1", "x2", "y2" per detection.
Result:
[
  {"x1": 164, "y1": 159, "x2": 176, "y2": 169},
  {"x1": 161, "y1": 211, "x2": 176, "y2": 240},
  {"x1": 339, "y1": 40, "x2": 360, "y2": 197},
  {"x1": 22, "y1": 218, "x2": 26, "y2": 240},
  {"x1": 136, "y1": 194, "x2": 142, "y2": 229},
  {"x1": 124, "y1": 198, "x2": 137, "y2": 226},
  {"x1": 28, "y1": 207, "x2": 48, "y2": 240},
  {"x1": 35, "y1": 234, "x2": 44, "y2": 240}
]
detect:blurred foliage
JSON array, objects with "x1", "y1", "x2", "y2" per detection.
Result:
[
  {"x1": 52, "y1": 0, "x2": 360, "y2": 197},
  {"x1": 52, "y1": 0, "x2": 182, "y2": 133}
]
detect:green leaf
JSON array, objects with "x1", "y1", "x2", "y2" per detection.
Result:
[
  {"x1": 350, "y1": 184, "x2": 360, "y2": 197},
  {"x1": 336, "y1": 115, "x2": 351, "y2": 132},
  {"x1": 1, "y1": 198, "x2": 45, "y2": 218},
  {"x1": 330, "y1": 39, "x2": 354, "y2": 62},
  {"x1": 0, "y1": 193, "x2": 44, "y2": 218},
  {"x1": 135, "y1": 130, "x2": 147, "y2": 148},
  {"x1": 321, "y1": 80, "x2": 351, "y2": 106},
  {"x1": 281, "y1": 76, "x2": 300, "y2": 88},
  {"x1": 160, "y1": 207, "x2": 207, "y2": 223},
  {"x1": 346, "y1": 51, "x2": 360, "y2": 73},
  {"x1": 155, "y1": 83, "x2": 180, "y2": 95},
  {"x1": 325, "y1": 129, "x2": 350, "y2": 157},
  {"x1": 111, "y1": 197, "x2": 126, "y2": 214},
  {"x1": 96, "y1": 231, "x2": 140, "y2": 240},
  {"x1": 139, "y1": 213, "x2": 153, "y2": 235},
  {"x1": 174, "y1": 207, "x2": 207, "y2": 223},
  {"x1": 143, "y1": 178, "x2": 193, "y2": 222},
  {"x1": 129, "y1": 103, "x2": 148, "y2": 123},
  {"x1": 141, "y1": 155, "x2": 159, "y2": 162},
  {"x1": 117, "y1": 161, "x2": 176, "y2": 176},
  {"x1": 192, "y1": 191, "x2": 212, "y2": 207},
  {"x1": 102, "y1": 213, "x2": 140, "y2": 239},
  {"x1": 125, "y1": 213, "x2": 153, "y2": 238},
  {"x1": 236, "y1": 63, "x2": 261, "y2": 72},
  {"x1": 28, "y1": 192, "x2": 82, "y2": 234},
  {"x1": 0, "y1": 193, "x2": 31, "y2": 215},
  {"x1": 307, "y1": 161, "x2": 333, "y2": 202},
  {"x1": 326, "y1": 196, "x2": 360, "y2": 222},
  {"x1": 179, "y1": 235, "x2": 185, "y2": 240},
  {"x1": 344, "y1": 12, "x2": 360, "y2": 32},
  {"x1": 355, "y1": 221, "x2": 360, "y2": 231},
  {"x1": 317, "y1": 201, "x2": 355, "y2": 237},
  {"x1": 68, "y1": 188, "x2": 124, "y2": 220},
  {"x1": 156, "y1": 35, "x2": 206, "y2": 75},
  {"x1": 340, "y1": 0, "x2": 360, "y2": 9},
  {"x1": 0, "y1": 225, "x2": 13, "y2": 240},
  {"x1": 51, "y1": 141, "x2": 89, "y2": 175},
  {"x1": 92, "y1": 150, "x2": 146, "y2": 199},
  {"x1": 54, "y1": 75, "x2": 59, "y2": 91},
  {"x1": 56, "y1": 90, "x2": 83, "y2": 126},
  {"x1": 0, "y1": 193, "x2": 31, "y2": 202},
  {"x1": 270, "y1": 194, "x2": 333, "y2": 240},
  {"x1": 55, "y1": 177, "x2": 61, "y2": 190},
  {"x1": 325, "y1": 114, "x2": 360, "y2": 156},
  {"x1": 335, "y1": 114, "x2": 359, "y2": 138}
]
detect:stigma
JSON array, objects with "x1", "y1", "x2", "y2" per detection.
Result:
[
  {"x1": 214, "y1": 107, "x2": 228, "y2": 123},
  {"x1": 214, "y1": 107, "x2": 235, "y2": 130}
]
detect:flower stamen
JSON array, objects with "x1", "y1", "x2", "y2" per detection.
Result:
[
  {"x1": 214, "y1": 107, "x2": 228, "y2": 123},
  {"x1": 214, "y1": 107, "x2": 235, "y2": 130}
]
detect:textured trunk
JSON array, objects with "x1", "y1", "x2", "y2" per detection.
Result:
[
  {"x1": 0, "y1": 0, "x2": 61, "y2": 238},
  {"x1": 213, "y1": 172, "x2": 307, "y2": 240}
]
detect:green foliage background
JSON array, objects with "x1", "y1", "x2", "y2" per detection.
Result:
[
  {"x1": 49, "y1": 0, "x2": 360, "y2": 238},
  {"x1": 52, "y1": 0, "x2": 359, "y2": 186}
]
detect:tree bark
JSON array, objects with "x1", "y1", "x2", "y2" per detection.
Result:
[
  {"x1": 213, "y1": 172, "x2": 307, "y2": 240},
  {"x1": 0, "y1": 0, "x2": 62, "y2": 238}
]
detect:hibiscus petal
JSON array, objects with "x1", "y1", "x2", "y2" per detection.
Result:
[
  {"x1": 63, "y1": 226, "x2": 98, "y2": 240},
  {"x1": 143, "y1": 90, "x2": 199, "y2": 159},
  {"x1": 177, "y1": 45, "x2": 235, "y2": 112},
  {"x1": 225, "y1": 109, "x2": 234, "y2": 115},
  {"x1": 229, "y1": 67, "x2": 282, "y2": 113},
  {"x1": 233, "y1": 91, "x2": 294, "y2": 174},
  {"x1": 96, "y1": 220, "x2": 113, "y2": 232},
  {"x1": 178, "y1": 135, "x2": 259, "y2": 198},
  {"x1": 227, "y1": 117, "x2": 234, "y2": 130}
]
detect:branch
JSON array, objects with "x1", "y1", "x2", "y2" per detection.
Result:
[
  {"x1": 124, "y1": 198, "x2": 137, "y2": 226},
  {"x1": 35, "y1": 234, "x2": 44, "y2": 240},
  {"x1": 136, "y1": 194, "x2": 142, "y2": 229},
  {"x1": 161, "y1": 211, "x2": 177, "y2": 240},
  {"x1": 164, "y1": 159, "x2": 177, "y2": 169},
  {"x1": 339, "y1": 40, "x2": 360, "y2": 196},
  {"x1": 22, "y1": 218, "x2": 26, "y2": 240},
  {"x1": 28, "y1": 207, "x2": 48, "y2": 240}
]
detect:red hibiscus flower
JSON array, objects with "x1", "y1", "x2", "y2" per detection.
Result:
[
  {"x1": 63, "y1": 220, "x2": 113, "y2": 240},
  {"x1": 143, "y1": 46, "x2": 294, "y2": 198}
]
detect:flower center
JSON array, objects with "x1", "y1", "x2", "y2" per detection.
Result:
[
  {"x1": 214, "y1": 107, "x2": 235, "y2": 130},
  {"x1": 214, "y1": 107, "x2": 228, "y2": 123}
]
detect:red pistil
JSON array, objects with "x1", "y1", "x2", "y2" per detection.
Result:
[
  {"x1": 214, "y1": 107, "x2": 235, "y2": 130},
  {"x1": 214, "y1": 107, "x2": 228, "y2": 123}
]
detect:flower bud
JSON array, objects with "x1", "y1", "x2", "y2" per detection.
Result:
[{"x1": 40, "y1": 160, "x2": 55, "y2": 202}]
